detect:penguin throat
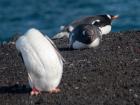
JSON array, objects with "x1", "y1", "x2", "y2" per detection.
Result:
[{"x1": 99, "y1": 25, "x2": 111, "y2": 35}]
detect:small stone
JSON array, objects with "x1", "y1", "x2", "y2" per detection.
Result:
[
  {"x1": 118, "y1": 46, "x2": 121, "y2": 48},
  {"x1": 129, "y1": 89, "x2": 133, "y2": 92},
  {"x1": 133, "y1": 59, "x2": 139, "y2": 62},
  {"x1": 134, "y1": 94, "x2": 138, "y2": 98},
  {"x1": 83, "y1": 76, "x2": 87, "y2": 80},
  {"x1": 75, "y1": 86, "x2": 79, "y2": 90}
]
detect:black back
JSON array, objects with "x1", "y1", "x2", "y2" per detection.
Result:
[{"x1": 63, "y1": 15, "x2": 112, "y2": 32}]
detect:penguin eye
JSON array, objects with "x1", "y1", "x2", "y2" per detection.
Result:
[{"x1": 107, "y1": 14, "x2": 111, "y2": 19}]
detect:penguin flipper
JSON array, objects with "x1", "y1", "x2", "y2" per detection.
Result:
[
  {"x1": 46, "y1": 35, "x2": 65, "y2": 62},
  {"x1": 52, "y1": 31, "x2": 69, "y2": 39},
  {"x1": 18, "y1": 52, "x2": 24, "y2": 64}
]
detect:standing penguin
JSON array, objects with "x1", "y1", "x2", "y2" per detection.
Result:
[
  {"x1": 53, "y1": 14, "x2": 118, "y2": 39},
  {"x1": 16, "y1": 28, "x2": 64, "y2": 95},
  {"x1": 69, "y1": 24, "x2": 102, "y2": 49}
]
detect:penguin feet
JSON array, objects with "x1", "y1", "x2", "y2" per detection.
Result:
[
  {"x1": 30, "y1": 88, "x2": 41, "y2": 96},
  {"x1": 49, "y1": 88, "x2": 60, "y2": 93}
]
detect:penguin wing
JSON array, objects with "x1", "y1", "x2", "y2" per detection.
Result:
[
  {"x1": 18, "y1": 52, "x2": 24, "y2": 63},
  {"x1": 16, "y1": 29, "x2": 64, "y2": 90},
  {"x1": 45, "y1": 35, "x2": 65, "y2": 62},
  {"x1": 25, "y1": 28, "x2": 64, "y2": 72},
  {"x1": 52, "y1": 31, "x2": 69, "y2": 39},
  {"x1": 69, "y1": 32, "x2": 77, "y2": 48}
]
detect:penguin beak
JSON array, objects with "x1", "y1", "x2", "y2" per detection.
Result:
[{"x1": 111, "y1": 15, "x2": 119, "y2": 20}]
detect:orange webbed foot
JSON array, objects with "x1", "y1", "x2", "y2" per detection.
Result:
[
  {"x1": 49, "y1": 88, "x2": 61, "y2": 94},
  {"x1": 30, "y1": 88, "x2": 41, "y2": 96}
]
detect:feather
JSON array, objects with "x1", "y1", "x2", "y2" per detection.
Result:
[{"x1": 16, "y1": 28, "x2": 63, "y2": 91}]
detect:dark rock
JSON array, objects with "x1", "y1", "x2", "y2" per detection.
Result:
[{"x1": 0, "y1": 31, "x2": 140, "y2": 105}]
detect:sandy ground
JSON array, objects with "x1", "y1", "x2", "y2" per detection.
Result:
[{"x1": 0, "y1": 31, "x2": 140, "y2": 105}]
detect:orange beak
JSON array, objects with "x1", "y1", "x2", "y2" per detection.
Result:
[{"x1": 111, "y1": 15, "x2": 119, "y2": 20}]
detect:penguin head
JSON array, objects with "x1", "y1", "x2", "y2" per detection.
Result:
[
  {"x1": 105, "y1": 14, "x2": 119, "y2": 20},
  {"x1": 73, "y1": 24, "x2": 101, "y2": 44},
  {"x1": 92, "y1": 14, "x2": 119, "y2": 27},
  {"x1": 82, "y1": 25, "x2": 95, "y2": 41}
]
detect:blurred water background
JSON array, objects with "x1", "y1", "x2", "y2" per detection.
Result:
[{"x1": 0, "y1": 0, "x2": 139, "y2": 42}]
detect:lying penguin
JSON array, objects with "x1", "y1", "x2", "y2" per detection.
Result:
[
  {"x1": 69, "y1": 24, "x2": 102, "y2": 49},
  {"x1": 52, "y1": 14, "x2": 118, "y2": 39},
  {"x1": 16, "y1": 28, "x2": 64, "y2": 95}
]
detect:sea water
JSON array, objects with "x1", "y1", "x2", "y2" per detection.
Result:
[{"x1": 0, "y1": 0, "x2": 139, "y2": 42}]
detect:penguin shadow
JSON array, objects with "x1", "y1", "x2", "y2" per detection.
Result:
[
  {"x1": 0, "y1": 84, "x2": 31, "y2": 94},
  {"x1": 58, "y1": 47, "x2": 95, "y2": 51},
  {"x1": 58, "y1": 47, "x2": 74, "y2": 51}
]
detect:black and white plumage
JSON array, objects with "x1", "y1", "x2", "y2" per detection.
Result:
[
  {"x1": 52, "y1": 14, "x2": 118, "y2": 39},
  {"x1": 69, "y1": 24, "x2": 102, "y2": 49},
  {"x1": 16, "y1": 28, "x2": 64, "y2": 95}
]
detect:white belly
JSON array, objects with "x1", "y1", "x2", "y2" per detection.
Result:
[
  {"x1": 16, "y1": 28, "x2": 63, "y2": 91},
  {"x1": 100, "y1": 25, "x2": 111, "y2": 35},
  {"x1": 72, "y1": 38, "x2": 100, "y2": 49},
  {"x1": 72, "y1": 41, "x2": 87, "y2": 49},
  {"x1": 89, "y1": 38, "x2": 100, "y2": 48}
]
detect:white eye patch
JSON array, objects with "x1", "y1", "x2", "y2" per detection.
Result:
[
  {"x1": 107, "y1": 14, "x2": 111, "y2": 19},
  {"x1": 96, "y1": 20, "x2": 100, "y2": 22},
  {"x1": 92, "y1": 19, "x2": 101, "y2": 25}
]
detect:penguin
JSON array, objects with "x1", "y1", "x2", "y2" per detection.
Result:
[
  {"x1": 16, "y1": 28, "x2": 64, "y2": 95},
  {"x1": 69, "y1": 24, "x2": 102, "y2": 49},
  {"x1": 52, "y1": 14, "x2": 118, "y2": 39}
]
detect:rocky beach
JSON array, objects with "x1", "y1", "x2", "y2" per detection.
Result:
[{"x1": 0, "y1": 31, "x2": 140, "y2": 105}]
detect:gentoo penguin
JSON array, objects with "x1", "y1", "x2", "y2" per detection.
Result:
[
  {"x1": 69, "y1": 24, "x2": 102, "y2": 49},
  {"x1": 52, "y1": 14, "x2": 118, "y2": 39},
  {"x1": 16, "y1": 28, "x2": 64, "y2": 95}
]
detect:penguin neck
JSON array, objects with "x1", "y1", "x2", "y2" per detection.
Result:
[{"x1": 99, "y1": 25, "x2": 111, "y2": 35}]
